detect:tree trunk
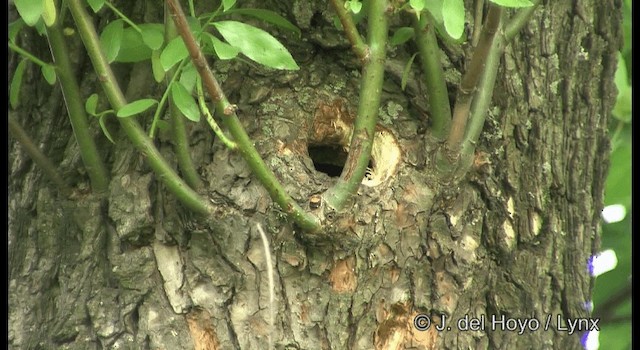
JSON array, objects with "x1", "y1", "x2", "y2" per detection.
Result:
[{"x1": 9, "y1": 0, "x2": 620, "y2": 349}]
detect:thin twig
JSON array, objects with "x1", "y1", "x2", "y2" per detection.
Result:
[
  {"x1": 412, "y1": 14, "x2": 451, "y2": 140},
  {"x1": 169, "y1": 101, "x2": 204, "y2": 190},
  {"x1": 8, "y1": 42, "x2": 50, "y2": 67},
  {"x1": 472, "y1": 0, "x2": 484, "y2": 46},
  {"x1": 323, "y1": 0, "x2": 389, "y2": 211},
  {"x1": 504, "y1": 0, "x2": 541, "y2": 42},
  {"x1": 460, "y1": 2, "x2": 542, "y2": 164},
  {"x1": 460, "y1": 33, "x2": 504, "y2": 162},
  {"x1": 104, "y1": 1, "x2": 142, "y2": 32},
  {"x1": 196, "y1": 80, "x2": 237, "y2": 150},
  {"x1": 9, "y1": 115, "x2": 72, "y2": 196},
  {"x1": 166, "y1": 0, "x2": 321, "y2": 232},
  {"x1": 329, "y1": 0, "x2": 369, "y2": 62},
  {"x1": 150, "y1": 59, "x2": 186, "y2": 138},
  {"x1": 46, "y1": 15, "x2": 110, "y2": 193},
  {"x1": 164, "y1": 11, "x2": 203, "y2": 190},
  {"x1": 446, "y1": 3, "x2": 502, "y2": 155},
  {"x1": 67, "y1": 0, "x2": 214, "y2": 215}
]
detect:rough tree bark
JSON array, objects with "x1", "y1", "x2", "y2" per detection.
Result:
[{"x1": 8, "y1": 0, "x2": 620, "y2": 349}]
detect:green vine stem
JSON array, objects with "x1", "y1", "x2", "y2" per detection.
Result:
[
  {"x1": 460, "y1": 1, "x2": 541, "y2": 164},
  {"x1": 67, "y1": 0, "x2": 214, "y2": 215},
  {"x1": 46, "y1": 14, "x2": 110, "y2": 193},
  {"x1": 8, "y1": 42, "x2": 50, "y2": 68},
  {"x1": 471, "y1": 0, "x2": 484, "y2": 46},
  {"x1": 196, "y1": 80, "x2": 237, "y2": 150},
  {"x1": 169, "y1": 102, "x2": 204, "y2": 189},
  {"x1": 166, "y1": 0, "x2": 321, "y2": 232},
  {"x1": 412, "y1": 14, "x2": 452, "y2": 140},
  {"x1": 323, "y1": 0, "x2": 389, "y2": 211},
  {"x1": 164, "y1": 12, "x2": 203, "y2": 190},
  {"x1": 460, "y1": 33, "x2": 504, "y2": 164},
  {"x1": 149, "y1": 59, "x2": 186, "y2": 138},
  {"x1": 104, "y1": 1, "x2": 142, "y2": 33},
  {"x1": 9, "y1": 114, "x2": 71, "y2": 196},
  {"x1": 504, "y1": 0, "x2": 541, "y2": 42},
  {"x1": 329, "y1": 0, "x2": 368, "y2": 62},
  {"x1": 445, "y1": 3, "x2": 502, "y2": 157}
]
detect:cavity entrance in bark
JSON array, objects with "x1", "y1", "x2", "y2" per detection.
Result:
[
  {"x1": 308, "y1": 144, "x2": 376, "y2": 178},
  {"x1": 309, "y1": 99, "x2": 401, "y2": 186},
  {"x1": 306, "y1": 137, "x2": 397, "y2": 186}
]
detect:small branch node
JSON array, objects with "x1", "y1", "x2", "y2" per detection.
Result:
[{"x1": 223, "y1": 104, "x2": 238, "y2": 116}]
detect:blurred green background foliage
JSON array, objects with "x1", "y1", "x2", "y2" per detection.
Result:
[{"x1": 591, "y1": 0, "x2": 631, "y2": 349}]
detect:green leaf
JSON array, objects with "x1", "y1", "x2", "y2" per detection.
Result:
[
  {"x1": 402, "y1": 53, "x2": 418, "y2": 91},
  {"x1": 141, "y1": 25, "x2": 164, "y2": 50},
  {"x1": 151, "y1": 50, "x2": 165, "y2": 83},
  {"x1": 87, "y1": 0, "x2": 105, "y2": 12},
  {"x1": 117, "y1": 99, "x2": 158, "y2": 118},
  {"x1": 115, "y1": 26, "x2": 156, "y2": 62},
  {"x1": 9, "y1": 19, "x2": 26, "y2": 44},
  {"x1": 612, "y1": 86, "x2": 632, "y2": 123},
  {"x1": 442, "y1": 0, "x2": 465, "y2": 40},
  {"x1": 597, "y1": 318, "x2": 631, "y2": 350},
  {"x1": 100, "y1": 19, "x2": 124, "y2": 63},
  {"x1": 612, "y1": 53, "x2": 631, "y2": 122},
  {"x1": 222, "y1": 0, "x2": 237, "y2": 12},
  {"x1": 10, "y1": 60, "x2": 27, "y2": 109},
  {"x1": 98, "y1": 115, "x2": 116, "y2": 143},
  {"x1": 604, "y1": 141, "x2": 631, "y2": 208},
  {"x1": 594, "y1": 220, "x2": 631, "y2": 349},
  {"x1": 489, "y1": 0, "x2": 534, "y2": 8},
  {"x1": 390, "y1": 27, "x2": 414, "y2": 46},
  {"x1": 186, "y1": 16, "x2": 203, "y2": 35},
  {"x1": 425, "y1": 0, "x2": 444, "y2": 24},
  {"x1": 204, "y1": 33, "x2": 240, "y2": 60},
  {"x1": 345, "y1": 1, "x2": 363, "y2": 14},
  {"x1": 179, "y1": 62, "x2": 198, "y2": 93},
  {"x1": 161, "y1": 36, "x2": 189, "y2": 71},
  {"x1": 35, "y1": 21, "x2": 47, "y2": 36},
  {"x1": 41, "y1": 64, "x2": 56, "y2": 85},
  {"x1": 171, "y1": 83, "x2": 200, "y2": 122},
  {"x1": 213, "y1": 21, "x2": 299, "y2": 70},
  {"x1": 13, "y1": 0, "x2": 44, "y2": 27},
  {"x1": 410, "y1": 0, "x2": 426, "y2": 12},
  {"x1": 42, "y1": 0, "x2": 56, "y2": 27},
  {"x1": 224, "y1": 8, "x2": 301, "y2": 38},
  {"x1": 85, "y1": 93, "x2": 99, "y2": 116}
]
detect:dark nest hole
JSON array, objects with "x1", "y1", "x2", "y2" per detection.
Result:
[
  {"x1": 307, "y1": 144, "x2": 373, "y2": 178},
  {"x1": 308, "y1": 145, "x2": 346, "y2": 177}
]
